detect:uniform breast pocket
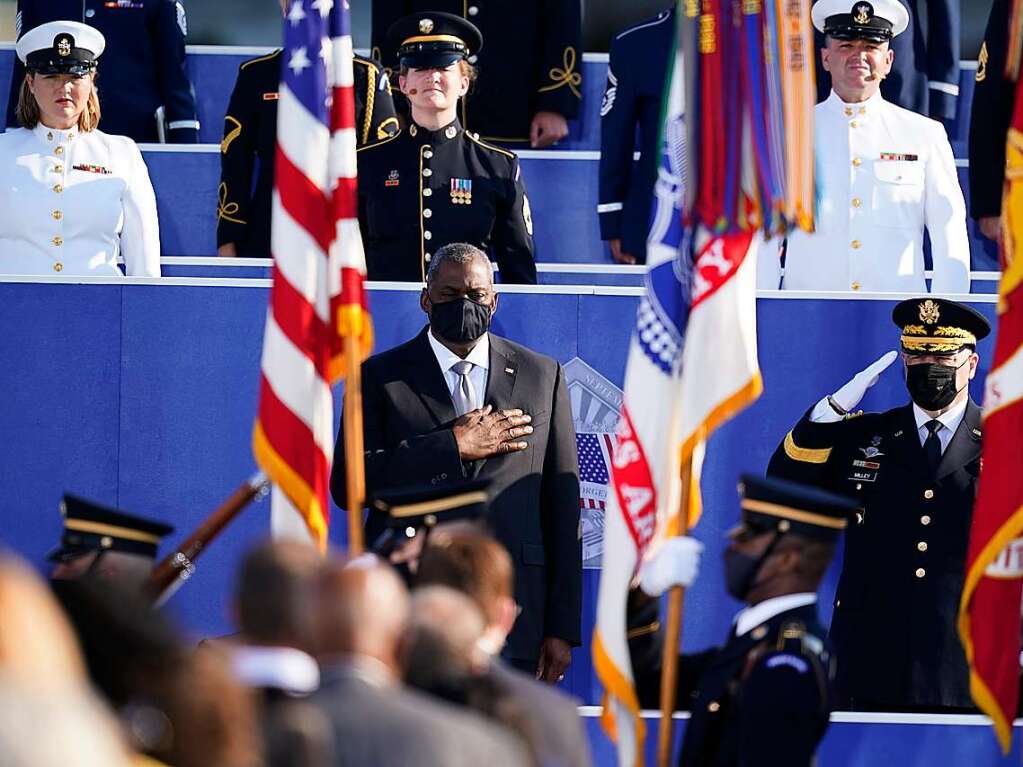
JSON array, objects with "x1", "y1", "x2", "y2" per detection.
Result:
[
  {"x1": 871, "y1": 161, "x2": 925, "y2": 228},
  {"x1": 364, "y1": 188, "x2": 404, "y2": 240}
]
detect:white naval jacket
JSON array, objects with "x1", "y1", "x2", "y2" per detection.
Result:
[
  {"x1": 759, "y1": 91, "x2": 970, "y2": 294},
  {"x1": 0, "y1": 123, "x2": 160, "y2": 277}
]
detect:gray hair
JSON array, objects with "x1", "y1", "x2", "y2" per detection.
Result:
[{"x1": 425, "y1": 243, "x2": 493, "y2": 287}]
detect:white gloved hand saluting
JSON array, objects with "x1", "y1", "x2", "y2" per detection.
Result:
[
  {"x1": 811, "y1": 350, "x2": 899, "y2": 423},
  {"x1": 639, "y1": 536, "x2": 704, "y2": 597}
]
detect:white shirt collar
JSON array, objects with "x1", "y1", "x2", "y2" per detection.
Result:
[
  {"x1": 231, "y1": 645, "x2": 320, "y2": 695},
  {"x1": 734, "y1": 593, "x2": 817, "y2": 638},
  {"x1": 825, "y1": 89, "x2": 885, "y2": 115},
  {"x1": 32, "y1": 122, "x2": 77, "y2": 144},
  {"x1": 427, "y1": 328, "x2": 490, "y2": 374},
  {"x1": 912, "y1": 398, "x2": 968, "y2": 435}
]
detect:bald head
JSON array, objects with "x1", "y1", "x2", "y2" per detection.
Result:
[{"x1": 409, "y1": 586, "x2": 485, "y2": 665}]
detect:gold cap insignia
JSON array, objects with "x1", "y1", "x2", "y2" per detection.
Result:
[
  {"x1": 918, "y1": 299, "x2": 940, "y2": 325},
  {"x1": 853, "y1": 2, "x2": 872, "y2": 24},
  {"x1": 56, "y1": 35, "x2": 72, "y2": 57},
  {"x1": 419, "y1": 18, "x2": 434, "y2": 33}
]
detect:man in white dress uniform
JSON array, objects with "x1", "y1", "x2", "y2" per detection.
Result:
[{"x1": 759, "y1": 0, "x2": 969, "y2": 294}]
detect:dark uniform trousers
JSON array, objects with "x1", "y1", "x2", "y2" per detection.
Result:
[
  {"x1": 629, "y1": 591, "x2": 834, "y2": 767},
  {"x1": 8, "y1": 0, "x2": 199, "y2": 142},
  {"x1": 216, "y1": 50, "x2": 398, "y2": 258},
  {"x1": 371, "y1": 0, "x2": 582, "y2": 143},
  {"x1": 968, "y1": 0, "x2": 1015, "y2": 222},
  {"x1": 814, "y1": 0, "x2": 960, "y2": 121},
  {"x1": 356, "y1": 121, "x2": 536, "y2": 283},
  {"x1": 598, "y1": 8, "x2": 674, "y2": 265},
  {"x1": 767, "y1": 401, "x2": 982, "y2": 709}
]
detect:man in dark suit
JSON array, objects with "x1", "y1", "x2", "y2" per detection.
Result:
[
  {"x1": 598, "y1": 7, "x2": 674, "y2": 266},
  {"x1": 7, "y1": 0, "x2": 199, "y2": 142},
  {"x1": 331, "y1": 241, "x2": 581, "y2": 682},
  {"x1": 767, "y1": 297, "x2": 991, "y2": 709},
  {"x1": 629, "y1": 475, "x2": 855, "y2": 767},
  {"x1": 417, "y1": 524, "x2": 593, "y2": 767}
]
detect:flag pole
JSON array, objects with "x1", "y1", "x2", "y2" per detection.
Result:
[
  {"x1": 342, "y1": 334, "x2": 365, "y2": 555},
  {"x1": 656, "y1": 455, "x2": 693, "y2": 767}
]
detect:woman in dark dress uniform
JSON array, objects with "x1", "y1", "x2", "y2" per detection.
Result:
[{"x1": 357, "y1": 12, "x2": 537, "y2": 283}]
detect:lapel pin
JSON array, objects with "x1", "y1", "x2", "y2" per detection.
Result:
[
  {"x1": 971, "y1": 428, "x2": 982, "y2": 437},
  {"x1": 505, "y1": 367, "x2": 515, "y2": 374}
]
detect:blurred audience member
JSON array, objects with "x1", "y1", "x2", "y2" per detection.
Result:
[
  {"x1": 312, "y1": 558, "x2": 529, "y2": 767},
  {"x1": 7, "y1": 0, "x2": 200, "y2": 143},
  {"x1": 1, "y1": 22, "x2": 161, "y2": 277}
]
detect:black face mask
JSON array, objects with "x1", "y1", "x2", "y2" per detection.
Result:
[
  {"x1": 429, "y1": 297, "x2": 492, "y2": 344},
  {"x1": 724, "y1": 533, "x2": 781, "y2": 602},
  {"x1": 906, "y1": 358, "x2": 968, "y2": 411}
]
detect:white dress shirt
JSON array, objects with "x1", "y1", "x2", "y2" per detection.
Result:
[
  {"x1": 428, "y1": 328, "x2": 490, "y2": 411},
  {"x1": 912, "y1": 398, "x2": 967, "y2": 454},
  {"x1": 231, "y1": 645, "x2": 320, "y2": 695},
  {"x1": 0, "y1": 123, "x2": 160, "y2": 277},
  {"x1": 760, "y1": 91, "x2": 969, "y2": 294},
  {"x1": 734, "y1": 592, "x2": 818, "y2": 638}
]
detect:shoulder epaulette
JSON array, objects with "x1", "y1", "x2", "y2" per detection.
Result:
[
  {"x1": 240, "y1": 49, "x2": 282, "y2": 70},
  {"x1": 356, "y1": 129, "x2": 402, "y2": 152},
  {"x1": 465, "y1": 132, "x2": 516, "y2": 160}
]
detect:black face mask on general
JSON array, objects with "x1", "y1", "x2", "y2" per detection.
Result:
[
  {"x1": 905, "y1": 358, "x2": 968, "y2": 411},
  {"x1": 724, "y1": 532, "x2": 782, "y2": 602},
  {"x1": 430, "y1": 297, "x2": 492, "y2": 344}
]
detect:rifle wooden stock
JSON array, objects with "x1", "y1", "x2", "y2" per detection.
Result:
[{"x1": 146, "y1": 472, "x2": 269, "y2": 605}]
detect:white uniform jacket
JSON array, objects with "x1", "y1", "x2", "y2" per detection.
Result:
[
  {"x1": 0, "y1": 123, "x2": 160, "y2": 277},
  {"x1": 760, "y1": 91, "x2": 969, "y2": 294}
]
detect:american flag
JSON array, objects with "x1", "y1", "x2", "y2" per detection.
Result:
[
  {"x1": 577, "y1": 432, "x2": 613, "y2": 511},
  {"x1": 252, "y1": 0, "x2": 372, "y2": 549}
]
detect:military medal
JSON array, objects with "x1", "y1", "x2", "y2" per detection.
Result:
[
  {"x1": 450, "y1": 178, "x2": 472, "y2": 205},
  {"x1": 72, "y1": 163, "x2": 112, "y2": 175},
  {"x1": 880, "y1": 152, "x2": 918, "y2": 162}
]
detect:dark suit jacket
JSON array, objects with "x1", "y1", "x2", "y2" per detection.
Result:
[
  {"x1": 331, "y1": 328, "x2": 582, "y2": 662},
  {"x1": 768, "y1": 400, "x2": 982, "y2": 709}
]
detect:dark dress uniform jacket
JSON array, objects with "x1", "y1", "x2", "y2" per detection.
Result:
[
  {"x1": 767, "y1": 401, "x2": 982, "y2": 709},
  {"x1": 356, "y1": 120, "x2": 536, "y2": 283},
  {"x1": 330, "y1": 328, "x2": 581, "y2": 664},
  {"x1": 371, "y1": 0, "x2": 582, "y2": 142},
  {"x1": 216, "y1": 51, "x2": 398, "y2": 258},
  {"x1": 814, "y1": 0, "x2": 959, "y2": 120},
  {"x1": 8, "y1": 0, "x2": 199, "y2": 142},
  {"x1": 969, "y1": 0, "x2": 1014, "y2": 221},
  {"x1": 598, "y1": 8, "x2": 674, "y2": 265},
  {"x1": 629, "y1": 593, "x2": 835, "y2": 767}
]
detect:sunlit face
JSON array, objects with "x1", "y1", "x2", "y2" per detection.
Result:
[
  {"x1": 27, "y1": 72, "x2": 93, "y2": 130},
  {"x1": 821, "y1": 37, "x2": 893, "y2": 96},
  {"x1": 399, "y1": 63, "x2": 469, "y2": 114}
]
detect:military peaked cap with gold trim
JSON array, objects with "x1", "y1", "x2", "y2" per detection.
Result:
[
  {"x1": 811, "y1": 0, "x2": 909, "y2": 42},
  {"x1": 737, "y1": 474, "x2": 858, "y2": 542},
  {"x1": 48, "y1": 495, "x2": 174, "y2": 563},
  {"x1": 370, "y1": 479, "x2": 489, "y2": 552},
  {"x1": 388, "y1": 12, "x2": 483, "y2": 70},
  {"x1": 892, "y1": 297, "x2": 991, "y2": 355}
]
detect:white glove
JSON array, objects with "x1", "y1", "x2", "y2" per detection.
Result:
[
  {"x1": 812, "y1": 350, "x2": 899, "y2": 422},
  {"x1": 639, "y1": 536, "x2": 704, "y2": 597}
]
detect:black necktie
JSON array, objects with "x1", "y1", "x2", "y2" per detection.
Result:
[{"x1": 924, "y1": 420, "x2": 943, "y2": 474}]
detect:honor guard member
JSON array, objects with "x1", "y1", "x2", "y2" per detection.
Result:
[
  {"x1": 7, "y1": 0, "x2": 200, "y2": 143},
  {"x1": 969, "y1": 0, "x2": 1015, "y2": 243},
  {"x1": 0, "y1": 21, "x2": 161, "y2": 277},
  {"x1": 372, "y1": 1, "x2": 581, "y2": 148},
  {"x1": 49, "y1": 494, "x2": 174, "y2": 590},
  {"x1": 760, "y1": 0, "x2": 970, "y2": 293},
  {"x1": 216, "y1": 1, "x2": 399, "y2": 259},
  {"x1": 598, "y1": 7, "x2": 674, "y2": 266},
  {"x1": 814, "y1": 0, "x2": 961, "y2": 123},
  {"x1": 767, "y1": 297, "x2": 991, "y2": 709},
  {"x1": 356, "y1": 15, "x2": 537, "y2": 283},
  {"x1": 629, "y1": 475, "x2": 854, "y2": 767}
]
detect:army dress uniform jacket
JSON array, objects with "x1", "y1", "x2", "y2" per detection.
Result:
[
  {"x1": 0, "y1": 124, "x2": 160, "y2": 277},
  {"x1": 217, "y1": 50, "x2": 398, "y2": 258},
  {"x1": 372, "y1": 0, "x2": 582, "y2": 143},
  {"x1": 629, "y1": 591, "x2": 835, "y2": 767},
  {"x1": 330, "y1": 328, "x2": 581, "y2": 664},
  {"x1": 7, "y1": 0, "x2": 199, "y2": 143},
  {"x1": 762, "y1": 91, "x2": 970, "y2": 294},
  {"x1": 356, "y1": 120, "x2": 536, "y2": 283},
  {"x1": 598, "y1": 8, "x2": 674, "y2": 265},
  {"x1": 767, "y1": 401, "x2": 982, "y2": 709}
]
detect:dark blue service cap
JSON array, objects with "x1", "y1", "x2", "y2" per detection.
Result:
[
  {"x1": 736, "y1": 474, "x2": 858, "y2": 542},
  {"x1": 892, "y1": 297, "x2": 991, "y2": 355},
  {"x1": 372, "y1": 478, "x2": 489, "y2": 532},
  {"x1": 48, "y1": 494, "x2": 174, "y2": 562},
  {"x1": 388, "y1": 12, "x2": 483, "y2": 69}
]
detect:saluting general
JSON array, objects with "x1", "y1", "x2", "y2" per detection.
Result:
[
  {"x1": 760, "y1": 0, "x2": 970, "y2": 293},
  {"x1": 356, "y1": 14, "x2": 536, "y2": 283},
  {"x1": 767, "y1": 297, "x2": 990, "y2": 709}
]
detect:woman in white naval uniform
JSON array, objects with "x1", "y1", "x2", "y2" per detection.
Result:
[
  {"x1": 0, "y1": 21, "x2": 159, "y2": 277},
  {"x1": 759, "y1": 0, "x2": 969, "y2": 294}
]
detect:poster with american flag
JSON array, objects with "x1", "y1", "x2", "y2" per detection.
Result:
[{"x1": 253, "y1": 0, "x2": 372, "y2": 549}]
